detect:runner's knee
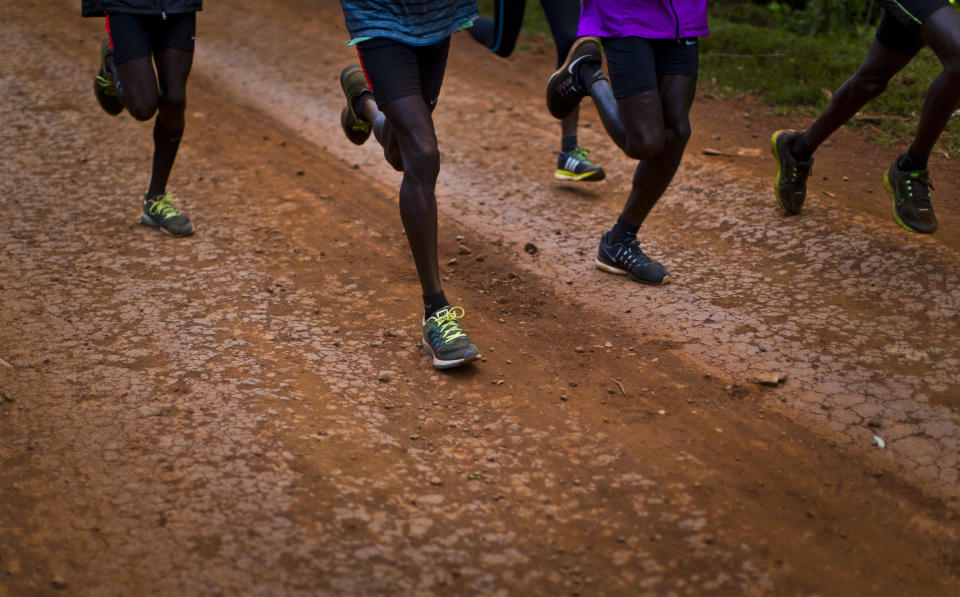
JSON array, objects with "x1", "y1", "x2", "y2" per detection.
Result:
[
  {"x1": 623, "y1": 130, "x2": 665, "y2": 161},
  {"x1": 404, "y1": 137, "x2": 440, "y2": 178},
  {"x1": 159, "y1": 88, "x2": 187, "y2": 114},
  {"x1": 126, "y1": 96, "x2": 159, "y2": 121}
]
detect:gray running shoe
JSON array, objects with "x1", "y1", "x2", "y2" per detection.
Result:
[
  {"x1": 141, "y1": 193, "x2": 195, "y2": 237},
  {"x1": 422, "y1": 306, "x2": 480, "y2": 369},
  {"x1": 884, "y1": 160, "x2": 937, "y2": 234},
  {"x1": 770, "y1": 130, "x2": 813, "y2": 215},
  {"x1": 339, "y1": 65, "x2": 372, "y2": 145},
  {"x1": 595, "y1": 231, "x2": 670, "y2": 286}
]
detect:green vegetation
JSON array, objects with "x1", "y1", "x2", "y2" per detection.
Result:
[{"x1": 477, "y1": 0, "x2": 959, "y2": 154}]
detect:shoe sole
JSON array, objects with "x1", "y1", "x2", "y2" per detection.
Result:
[
  {"x1": 770, "y1": 130, "x2": 800, "y2": 216},
  {"x1": 546, "y1": 37, "x2": 600, "y2": 119},
  {"x1": 555, "y1": 168, "x2": 605, "y2": 182},
  {"x1": 595, "y1": 258, "x2": 670, "y2": 286},
  {"x1": 883, "y1": 171, "x2": 937, "y2": 234},
  {"x1": 140, "y1": 213, "x2": 196, "y2": 237},
  {"x1": 422, "y1": 342, "x2": 480, "y2": 369}
]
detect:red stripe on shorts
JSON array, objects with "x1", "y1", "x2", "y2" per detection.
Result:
[
  {"x1": 357, "y1": 48, "x2": 374, "y2": 94},
  {"x1": 105, "y1": 14, "x2": 114, "y2": 50}
]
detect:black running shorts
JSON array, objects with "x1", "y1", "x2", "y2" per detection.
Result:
[
  {"x1": 876, "y1": 0, "x2": 950, "y2": 55},
  {"x1": 106, "y1": 12, "x2": 197, "y2": 65},
  {"x1": 356, "y1": 38, "x2": 450, "y2": 110},
  {"x1": 602, "y1": 37, "x2": 700, "y2": 100}
]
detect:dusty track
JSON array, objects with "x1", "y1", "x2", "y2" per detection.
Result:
[{"x1": 1, "y1": 1, "x2": 959, "y2": 595}]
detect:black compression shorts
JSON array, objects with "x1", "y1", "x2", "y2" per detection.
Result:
[
  {"x1": 356, "y1": 38, "x2": 450, "y2": 110},
  {"x1": 106, "y1": 12, "x2": 197, "y2": 65},
  {"x1": 602, "y1": 37, "x2": 700, "y2": 99},
  {"x1": 875, "y1": 0, "x2": 951, "y2": 55}
]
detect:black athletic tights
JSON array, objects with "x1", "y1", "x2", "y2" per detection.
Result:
[
  {"x1": 113, "y1": 49, "x2": 193, "y2": 197},
  {"x1": 470, "y1": 0, "x2": 580, "y2": 68}
]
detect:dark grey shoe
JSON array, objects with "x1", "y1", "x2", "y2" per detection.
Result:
[
  {"x1": 546, "y1": 37, "x2": 605, "y2": 120},
  {"x1": 421, "y1": 306, "x2": 480, "y2": 369},
  {"x1": 141, "y1": 193, "x2": 195, "y2": 237},
  {"x1": 770, "y1": 130, "x2": 813, "y2": 215},
  {"x1": 884, "y1": 160, "x2": 937, "y2": 234},
  {"x1": 595, "y1": 231, "x2": 670, "y2": 286},
  {"x1": 339, "y1": 65, "x2": 372, "y2": 146}
]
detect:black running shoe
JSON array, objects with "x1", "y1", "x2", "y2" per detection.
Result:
[
  {"x1": 339, "y1": 65, "x2": 372, "y2": 146},
  {"x1": 556, "y1": 146, "x2": 605, "y2": 182},
  {"x1": 422, "y1": 306, "x2": 480, "y2": 369},
  {"x1": 94, "y1": 38, "x2": 123, "y2": 116},
  {"x1": 546, "y1": 37, "x2": 605, "y2": 120},
  {"x1": 141, "y1": 193, "x2": 195, "y2": 237},
  {"x1": 595, "y1": 231, "x2": 670, "y2": 285},
  {"x1": 884, "y1": 160, "x2": 937, "y2": 234},
  {"x1": 770, "y1": 130, "x2": 813, "y2": 215}
]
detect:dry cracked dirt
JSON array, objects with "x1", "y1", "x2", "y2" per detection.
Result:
[{"x1": 2, "y1": 1, "x2": 960, "y2": 595}]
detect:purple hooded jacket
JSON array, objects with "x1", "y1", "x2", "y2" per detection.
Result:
[{"x1": 578, "y1": 0, "x2": 709, "y2": 40}]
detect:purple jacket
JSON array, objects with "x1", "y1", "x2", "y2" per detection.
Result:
[{"x1": 578, "y1": 0, "x2": 709, "y2": 39}]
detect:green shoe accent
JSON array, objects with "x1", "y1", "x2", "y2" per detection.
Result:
[
  {"x1": 884, "y1": 161, "x2": 937, "y2": 234},
  {"x1": 771, "y1": 129, "x2": 813, "y2": 215},
  {"x1": 339, "y1": 65, "x2": 372, "y2": 145},
  {"x1": 141, "y1": 193, "x2": 195, "y2": 237},
  {"x1": 555, "y1": 146, "x2": 606, "y2": 181},
  {"x1": 94, "y1": 38, "x2": 123, "y2": 116},
  {"x1": 421, "y1": 306, "x2": 480, "y2": 369}
]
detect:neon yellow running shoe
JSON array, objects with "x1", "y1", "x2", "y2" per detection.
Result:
[
  {"x1": 141, "y1": 193, "x2": 195, "y2": 237},
  {"x1": 555, "y1": 146, "x2": 605, "y2": 181},
  {"x1": 421, "y1": 306, "x2": 480, "y2": 369}
]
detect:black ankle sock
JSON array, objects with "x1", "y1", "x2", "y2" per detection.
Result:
[
  {"x1": 897, "y1": 150, "x2": 927, "y2": 171},
  {"x1": 423, "y1": 291, "x2": 449, "y2": 319},
  {"x1": 789, "y1": 134, "x2": 812, "y2": 162},
  {"x1": 577, "y1": 62, "x2": 603, "y2": 92},
  {"x1": 148, "y1": 120, "x2": 184, "y2": 197},
  {"x1": 352, "y1": 91, "x2": 373, "y2": 121},
  {"x1": 561, "y1": 134, "x2": 578, "y2": 153},
  {"x1": 610, "y1": 217, "x2": 640, "y2": 245}
]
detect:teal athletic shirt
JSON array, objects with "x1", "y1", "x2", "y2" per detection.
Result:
[{"x1": 339, "y1": 0, "x2": 477, "y2": 46}]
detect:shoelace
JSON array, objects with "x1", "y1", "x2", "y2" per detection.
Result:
[
  {"x1": 95, "y1": 73, "x2": 116, "y2": 94},
  {"x1": 431, "y1": 306, "x2": 467, "y2": 344},
  {"x1": 786, "y1": 162, "x2": 812, "y2": 184},
  {"x1": 570, "y1": 147, "x2": 593, "y2": 164},
  {"x1": 147, "y1": 193, "x2": 183, "y2": 220},
  {"x1": 616, "y1": 240, "x2": 651, "y2": 269},
  {"x1": 904, "y1": 174, "x2": 934, "y2": 206}
]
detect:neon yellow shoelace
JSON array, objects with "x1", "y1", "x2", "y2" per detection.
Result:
[
  {"x1": 148, "y1": 193, "x2": 183, "y2": 220},
  {"x1": 435, "y1": 306, "x2": 467, "y2": 343}
]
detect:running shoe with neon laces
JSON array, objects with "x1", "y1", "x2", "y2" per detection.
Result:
[
  {"x1": 422, "y1": 306, "x2": 480, "y2": 369},
  {"x1": 595, "y1": 231, "x2": 670, "y2": 285},
  {"x1": 884, "y1": 160, "x2": 937, "y2": 233},
  {"x1": 339, "y1": 65, "x2": 372, "y2": 146},
  {"x1": 770, "y1": 130, "x2": 813, "y2": 215},
  {"x1": 141, "y1": 193, "x2": 195, "y2": 237},
  {"x1": 546, "y1": 37, "x2": 605, "y2": 120},
  {"x1": 94, "y1": 38, "x2": 123, "y2": 116},
  {"x1": 555, "y1": 146, "x2": 605, "y2": 182}
]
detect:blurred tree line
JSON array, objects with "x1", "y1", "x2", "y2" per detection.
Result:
[{"x1": 715, "y1": 0, "x2": 957, "y2": 36}]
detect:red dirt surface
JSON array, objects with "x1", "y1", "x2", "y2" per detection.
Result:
[{"x1": 2, "y1": 1, "x2": 959, "y2": 595}]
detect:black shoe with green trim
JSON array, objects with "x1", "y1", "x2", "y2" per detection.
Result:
[
  {"x1": 770, "y1": 130, "x2": 813, "y2": 215},
  {"x1": 884, "y1": 160, "x2": 937, "y2": 234},
  {"x1": 141, "y1": 193, "x2": 195, "y2": 237},
  {"x1": 94, "y1": 38, "x2": 123, "y2": 116},
  {"x1": 422, "y1": 306, "x2": 480, "y2": 369},
  {"x1": 556, "y1": 146, "x2": 605, "y2": 182},
  {"x1": 339, "y1": 65, "x2": 372, "y2": 146}
]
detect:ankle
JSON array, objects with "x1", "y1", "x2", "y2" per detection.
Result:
[
  {"x1": 898, "y1": 150, "x2": 927, "y2": 172},
  {"x1": 789, "y1": 133, "x2": 812, "y2": 162}
]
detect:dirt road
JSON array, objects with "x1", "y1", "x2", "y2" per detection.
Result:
[{"x1": 2, "y1": 1, "x2": 959, "y2": 594}]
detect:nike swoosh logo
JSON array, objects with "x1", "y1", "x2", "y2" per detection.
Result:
[{"x1": 568, "y1": 55, "x2": 591, "y2": 75}]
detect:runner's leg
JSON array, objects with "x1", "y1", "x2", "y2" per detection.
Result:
[
  {"x1": 619, "y1": 75, "x2": 697, "y2": 227},
  {"x1": 469, "y1": 0, "x2": 526, "y2": 57},
  {"x1": 149, "y1": 48, "x2": 193, "y2": 197},
  {"x1": 798, "y1": 39, "x2": 913, "y2": 156},
  {"x1": 910, "y1": 5, "x2": 960, "y2": 162}
]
